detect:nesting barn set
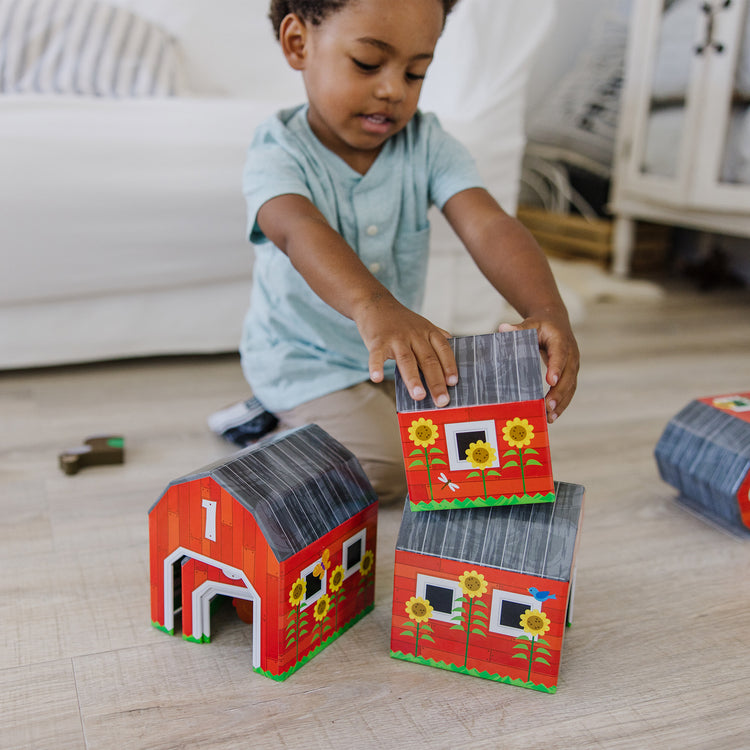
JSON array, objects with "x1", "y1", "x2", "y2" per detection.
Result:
[
  {"x1": 390, "y1": 330, "x2": 584, "y2": 693},
  {"x1": 148, "y1": 329, "x2": 584, "y2": 692}
]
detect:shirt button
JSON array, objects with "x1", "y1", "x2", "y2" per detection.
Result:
[
  {"x1": 366, "y1": 225, "x2": 378, "y2": 236},
  {"x1": 368, "y1": 262, "x2": 381, "y2": 274}
]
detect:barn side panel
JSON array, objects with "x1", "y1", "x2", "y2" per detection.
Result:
[{"x1": 391, "y1": 549, "x2": 570, "y2": 692}]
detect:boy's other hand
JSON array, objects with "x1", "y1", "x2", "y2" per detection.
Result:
[
  {"x1": 355, "y1": 296, "x2": 458, "y2": 407},
  {"x1": 498, "y1": 314, "x2": 579, "y2": 423}
]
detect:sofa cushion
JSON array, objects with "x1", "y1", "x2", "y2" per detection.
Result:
[{"x1": 0, "y1": 0, "x2": 184, "y2": 96}]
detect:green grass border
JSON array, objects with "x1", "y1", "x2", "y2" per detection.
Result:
[
  {"x1": 253, "y1": 604, "x2": 374, "y2": 682},
  {"x1": 151, "y1": 621, "x2": 174, "y2": 636},
  {"x1": 410, "y1": 492, "x2": 555, "y2": 512},
  {"x1": 390, "y1": 650, "x2": 557, "y2": 693}
]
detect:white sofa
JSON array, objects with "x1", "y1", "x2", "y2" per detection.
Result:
[{"x1": 0, "y1": 0, "x2": 554, "y2": 369}]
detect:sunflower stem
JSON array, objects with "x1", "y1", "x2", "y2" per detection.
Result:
[
  {"x1": 425, "y1": 448, "x2": 434, "y2": 501},
  {"x1": 481, "y1": 469, "x2": 488, "y2": 501},
  {"x1": 295, "y1": 605, "x2": 300, "y2": 662},
  {"x1": 527, "y1": 637, "x2": 535, "y2": 682},
  {"x1": 415, "y1": 621, "x2": 420, "y2": 657},
  {"x1": 518, "y1": 448, "x2": 527, "y2": 495},
  {"x1": 464, "y1": 598, "x2": 473, "y2": 667}
]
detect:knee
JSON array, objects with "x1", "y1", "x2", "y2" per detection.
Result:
[{"x1": 360, "y1": 454, "x2": 407, "y2": 506}]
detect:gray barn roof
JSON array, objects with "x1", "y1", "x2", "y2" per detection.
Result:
[
  {"x1": 154, "y1": 424, "x2": 377, "y2": 562},
  {"x1": 395, "y1": 330, "x2": 544, "y2": 412},
  {"x1": 656, "y1": 399, "x2": 750, "y2": 530},
  {"x1": 396, "y1": 481, "x2": 584, "y2": 581}
]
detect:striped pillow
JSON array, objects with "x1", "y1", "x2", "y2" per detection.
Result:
[{"x1": 0, "y1": 0, "x2": 184, "y2": 96}]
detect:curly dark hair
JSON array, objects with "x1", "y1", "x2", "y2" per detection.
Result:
[{"x1": 269, "y1": 0, "x2": 460, "y2": 39}]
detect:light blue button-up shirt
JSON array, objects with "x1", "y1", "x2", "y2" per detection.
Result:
[{"x1": 240, "y1": 105, "x2": 483, "y2": 412}]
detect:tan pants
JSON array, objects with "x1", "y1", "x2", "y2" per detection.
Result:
[{"x1": 277, "y1": 380, "x2": 407, "y2": 506}]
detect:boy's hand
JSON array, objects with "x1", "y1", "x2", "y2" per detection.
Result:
[
  {"x1": 498, "y1": 312, "x2": 579, "y2": 423},
  {"x1": 354, "y1": 295, "x2": 458, "y2": 407}
]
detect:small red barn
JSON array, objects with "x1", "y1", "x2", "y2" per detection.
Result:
[
  {"x1": 149, "y1": 424, "x2": 378, "y2": 681},
  {"x1": 395, "y1": 330, "x2": 555, "y2": 511},
  {"x1": 390, "y1": 481, "x2": 584, "y2": 693}
]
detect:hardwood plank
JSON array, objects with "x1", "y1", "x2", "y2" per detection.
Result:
[{"x1": 0, "y1": 660, "x2": 85, "y2": 750}]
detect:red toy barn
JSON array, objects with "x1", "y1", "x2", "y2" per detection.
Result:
[
  {"x1": 656, "y1": 391, "x2": 750, "y2": 537},
  {"x1": 395, "y1": 330, "x2": 555, "y2": 511},
  {"x1": 149, "y1": 424, "x2": 378, "y2": 681},
  {"x1": 390, "y1": 481, "x2": 584, "y2": 693}
]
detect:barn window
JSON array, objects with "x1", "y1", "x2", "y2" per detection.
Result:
[
  {"x1": 342, "y1": 529, "x2": 367, "y2": 580},
  {"x1": 489, "y1": 589, "x2": 538, "y2": 637},
  {"x1": 299, "y1": 559, "x2": 325, "y2": 610},
  {"x1": 415, "y1": 573, "x2": 462, "y2": 623},
  {"x1": 444, "y1": 419, "x2": 500, "y2": 472}
]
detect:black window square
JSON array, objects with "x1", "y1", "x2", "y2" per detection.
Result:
[
  {"x1": 499, "y1": 599, "x2": 528, "y2": 630},
  {"x1": 305, "y1": 572, "x2": 322, "y2": 599},
  {"x1": 346, "y1": 539, "x2": 363, "y2": 570},
  {"x1": 425, "y1": 584, "x2": 454, "y2": 615},
  {"x1": 455, "y1": 430, "x2": 487, "y2": 460}
]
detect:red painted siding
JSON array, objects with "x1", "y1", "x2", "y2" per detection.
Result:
[
  {"x1": 391, "y1": 549, "x2": 570, "y2": 689},
  {"x1": 398, "y1": 400, "x2": 554, "y2": 508},
  {"x1": 150, "y1": 478, "x2": 377, "y2": 679}
]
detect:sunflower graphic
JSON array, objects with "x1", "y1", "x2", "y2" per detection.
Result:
[
  {"x1": 501, "y1": 418, "x2": 542, "y2": 497},
  {"x1": 502, "y1": 418, "x2": 535, "y2": 448},
  {"x1": 520, "y1": 609, "x2": 551, "y2": 638},
  {"x1": 465, "y1": 440, "x2": 500, "y2": 501},
  {"x1": 405, "y1": 596, "x2": 433, "y2": 623},
  {"x1": 401, "y1": 597, "x2": 434, "y2": 657},
  {"x1": 360, "y1": 549, "x2": 374, "y2": 577},
  {"x1": 406, "y1": 418, "x2": 447, "y2": 502},
  {"x1": 288, "y1": 578, "x2": 306, "y2": 608},
  {"x1": 286, "y1": 578, "x2": 308, "y2": 662},
  {"x1": 514, "y1": 608, "x2": 553, "y2": 683},
  {"x1": 465, "y1": 440, "x2": 497, "y2": 470},
  {"x1": 313, "y1": 594, "x2": 331, "y2": 623},
  {"x1": 328, "y1": 565, "x2": 345, "y2": 593},
  {"x1": 408, "y1": 418, "x2": 439, "y2": 447},
  {"x1": 327, "y1": 564, "x2": 346, "y2": 631},
  {"x1": 458, "y1": 570, "x2": 488, "y2": 599},
  {"x1": 454, "y1": 570, "x2": 489, "y2": 667}
]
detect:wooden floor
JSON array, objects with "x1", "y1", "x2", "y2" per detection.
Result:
[{"x1": 2, "y1": 281, "x2": 750, "y2": 750}]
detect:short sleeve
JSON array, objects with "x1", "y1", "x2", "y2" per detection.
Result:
[
  {"x1": 422, "y1": 113, "x2": 484, "y2": 209},
  {"x1": 243, "y1": 142, "x2": 313, "y2": 245}
]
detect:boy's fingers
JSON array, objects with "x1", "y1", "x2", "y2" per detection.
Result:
[
  {"x1": 368, "y1": 348, "x2": 386, "y2": 384},
  {"x1": 430, "y1": 330, "x2": 458, "y2": 387},
  {"x1": 411, "y1": 348, "x2": 449, "y2": 407},
  {"x1": 393, "y1": 349, "x2": 427, "y2": 401},
  {"x1": 498, "y1": 319, "x2": 579, "y2": 423}
]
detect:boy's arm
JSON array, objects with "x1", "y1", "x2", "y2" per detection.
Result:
[
  {"x1": 256, "y1": 193, "x2": 458, "y2": 406},
  {"x1": 442, "y1": 187, "x2": 580, "y2": 422}
]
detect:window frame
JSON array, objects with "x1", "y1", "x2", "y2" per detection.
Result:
[
  {"x1": 415, "y1": 573, "x2": 463, "y2": 624},
  {"x1": 444, "y1": 419, "x2": 501, "y2": 472},
  {"x1": 299, "y1": 558, "x2": 326, "y2": 611},
  {"x1": 342, "y1": 529, "x2": 367, "y2": 580},
  {"x1": 489, "y1": 588, "x2": 539, "y2": 638}
]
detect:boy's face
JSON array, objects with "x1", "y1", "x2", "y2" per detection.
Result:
[{"x1": 285, "y1": 0, "x2": 444, "y2": 174}]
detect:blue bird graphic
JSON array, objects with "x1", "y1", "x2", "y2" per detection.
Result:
[{"x1": 528, "y1": 587, "x2": 556, "y2": 603}]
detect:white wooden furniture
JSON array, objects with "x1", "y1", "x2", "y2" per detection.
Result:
[{"x1": 610, "y1": 0, "x2": 750, "y2": 275}]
